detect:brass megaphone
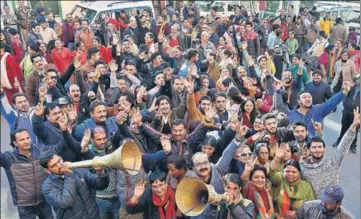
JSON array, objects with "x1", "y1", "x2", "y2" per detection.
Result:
[
  {"x1": 175, "y1": 177, "x2": 230, "y2": 216},
  {"x1": 66, "y1": 141, "x2": 142, "y2": 175}
]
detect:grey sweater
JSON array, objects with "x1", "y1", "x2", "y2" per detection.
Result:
[{"x1": 300, "y1": 128, "x2": 356, "y2": 197}]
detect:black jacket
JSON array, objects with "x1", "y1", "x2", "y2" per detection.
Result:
[
  {"x1": 304, "y1": 81, "x2": 332, "y2": 105},
  {"x1": 343, "y1": 85, "x2": 360, "y2": 112}
]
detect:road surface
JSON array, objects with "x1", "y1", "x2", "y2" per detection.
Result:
[{"x1": 1, "y1": 109, "x2": 360, "y2": 218}]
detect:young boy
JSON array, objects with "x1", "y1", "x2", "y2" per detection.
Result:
[{"x1": 286, "y1": 31, "x2": 299, "y2": 55}]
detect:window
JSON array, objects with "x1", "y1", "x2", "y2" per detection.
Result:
[
  {"x1": 70, "y1": 5, "x2": 97, "y2": 23},
  {"x1": 30, "y1": 1, "x2": 60, "y2": 16},
  {"x1": 195, "y1": 1, "x2": 212, "y2": 12},
  {"x1": 213, "y1": 2, "x2": 225, "y2": 12},
  {"x1": 346, "y1": 10, "x2": 360, "y2": 23}
]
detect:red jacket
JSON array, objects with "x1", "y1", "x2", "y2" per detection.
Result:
[
  {"x1": 1, "y1": 53, "x2": 25, "y2": 102},
  {"x1": 51, "y1": 47, "x2": 73, "y2": 74},
  {"x1": 280, "y1": 24, "x2": 288, "y2": 42},
  {"x1": 99, "y1": 46, "x2": 112, "y2": 64},
  {"x1": 108, "y1": 18, "x2": 120, "y2": 31},
  {"x1": 11, "y1": 39, "x2": 24, "y2": 63}
]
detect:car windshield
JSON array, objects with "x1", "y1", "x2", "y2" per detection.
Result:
[
  {"x1": 71, "y1": 5, "x2": 97, "y2": 23},
  {"x1": 195, "y1": 1, "x2": 212, "y2": 12},
  {"x1": 346, "y1": 10, "x2": 360, "y2": 23}
]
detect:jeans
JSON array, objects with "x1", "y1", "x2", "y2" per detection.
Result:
[
  {"x1": 96, "y1": 197, "x2": 121, "y2": 219},
  {"x1": 17, "y1": 202, "x2": 53, "y2": 219}
]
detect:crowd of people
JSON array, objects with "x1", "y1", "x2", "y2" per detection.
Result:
[{"x1": 0, "y1": 1, "x2": 360, "y2": 219}]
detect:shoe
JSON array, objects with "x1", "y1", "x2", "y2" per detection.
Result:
[
  {"x1": 332, "y1": 141, "x2": 339, "y2": 148},
  {"x1": 350, "y1": 147, "x2": 357, "y2": 154}
]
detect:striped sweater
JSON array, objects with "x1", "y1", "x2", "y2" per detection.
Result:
[{"x1": 300, "y1": 128, "x2": 356, "y2": 198}]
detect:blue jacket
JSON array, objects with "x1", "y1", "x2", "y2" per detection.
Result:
[
  {"x1": 42, "y1": 169, "x2": 109, "y2": 219},
  {"x1": 72, "y1": 117, "x2": 119, "y2": 142},
  {"x1": 288, "y1": 91, "x2": 345, "y2": 136},
  {"x1": 0, "y1": 93, "x2": 37, "y2": 143}
]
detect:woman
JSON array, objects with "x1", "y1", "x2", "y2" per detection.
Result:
[
  {"x1": 254, "y1": 142, "x2": 270, "y2": 170},
  {"x1": 239, "y1": 99, "x2": 258, "y2": 128},
  {"x1": 195, "y1": 75, "x2": 210, "y2": 104},
  {"x1": 242, "y1": 165, "x2": 275, "y2": 219},
  {"x1": 216, "y1": 37, "x2": 232, "y2": 51},
  {"x1": 7, "y1": 28, "x2": 25, "y2": 63},
  {"x1": 219, "y1": 49, "x2": 234, "y2": 73},
  {"x1": 39, "y1": 43, "x2": 53, "y2": 64},
  {"x1": 0, "y1": 30, "x2": 13, "y2": 54},
  {"x1": 274, "y1": 143, "x2": 294, "y2": 172},
  {"x1": 166, "y1": 155, "x2": 196, "y2": 191},
  {"x1": 216, "y1": 68, "x2": 233, "y2": 91},
  {"x1": 51, "y1": 39, "x2": 73, "y2": 75},
  {"x1": 270, "y1": 151, "x2": 314, "y2": 218},
  {"x1": 230, "y1": 145, "x2": 253, "y2": 177},
  {"x1": 71, "y1": 42, "x2": 87, "y2": 65},
  {"x1": 331, "y1": 50, "x2": 356, "y2": 93},
  {"x1": 317, "y1": 44, "x2": 335, "y2": 82},
  {"x1": 126, "y1": 171, "x2": 178, "y2": 219},
  {"x1": 217, "y1": 173, "x2": 254, "y2": 219}
]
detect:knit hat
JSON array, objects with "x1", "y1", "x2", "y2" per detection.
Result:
[
  {"x1": 29, "y1": 43, "x2": 40, "y2": 52},
  {"x1": 202, "y1": 135, "x2": 217, "y2": 148},
  {"x1": 138, "y1": 44, "x2": 148, "y2": 54},
  {"x1": 161, "y1": 62, "x2": 171, "y2": 69},
  {"x1": 257, "y1": 55, "x2": 267, "y2": 63},
  {"x1": 320, "y1": 185, "x2": 344, "y2": 205},
  {"x1": 335, "y1": 17, "x2": 342, "y2": 24},
  {"x1": 8, "y1": 28, "x2": 18, "y2": 36}
]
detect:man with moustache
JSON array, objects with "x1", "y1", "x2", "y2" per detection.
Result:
[
  {"x1": 0, "y1": 91, "x2": 37, "y2": 143},
  {"x1": 111, "y1": 37, "x2": 138, "y2": 70},
  {"x1": 288, "y1": 82, "x2": 351, "y2": 137},
  {"x1": 25, "y1": 54, "x2": 47, "y2": 106},
  {"x1": 1, "y1": 128, "x2": 67, "y2": 219},
  {"x1": 278, "y1": 69, "x2": 304, "y2": 109},
  {"x1": 300, "y1": 109, "x2": 360, "y2": 198},
  {"x1": 189, "y1": 125, "x2": 249, "y2": 218},
  {"x1": 291, "y1": 122, "x2": 311, "y2": 160},
  {"x1": 304, "y1": 70, "x2": 332, "y2": 105}
]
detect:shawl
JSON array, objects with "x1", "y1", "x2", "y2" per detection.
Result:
[
  {"x1": 152, "y1": 186, "x2": 177, "y2": 219},
  {"x1": 243, "y1": 182, "x2": 275, "y2": 219},
  {"x1": 1, "y1": 52, "x2": 12, "y2": 89},
  {"x1": 272, "y1": 171, "x2": 315, "y2": 214}
]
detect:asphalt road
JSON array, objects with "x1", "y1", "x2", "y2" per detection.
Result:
[{"x1": 1, "y1": 109, "x2": 360, "y2": 219}]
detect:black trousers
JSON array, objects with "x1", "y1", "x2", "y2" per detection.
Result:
[{"x1": 337, "y1": 110, "x2": 360, "y2": 148}]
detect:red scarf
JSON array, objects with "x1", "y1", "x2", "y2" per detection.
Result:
[{"x1": 152, "y1": 186, "x2": 177, "y2": 219}]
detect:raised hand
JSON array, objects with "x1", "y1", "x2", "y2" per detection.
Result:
[
  {"x1": 80, "y1": 129, "x2": 91, "y2": 153},
  {"x1": 351, "y1": 106, "x2": 360, "y2": 131},
  {"x1": 311, "y1": 118, "x2": 323, "y2": 134},
  {"x1": 34, "y1": 102, "x2": 45, "y2": 116},
  {"x1": 236, "y1": 124, "x2": 249, "y2": 139},
  {"x1": 229, "y1": 113, "x2": 239, "y2": 131},
  {"x1": 73, "y1": 57, "x2": 82, "y2": 69},
  {"x1": 160, "y1": 135, "x2": 171, "y2": 155},
  {"x1": 136, "y1": 86, "x2": 146, "y2": 103},
  {"x1": 184, "y1": 78, "x2": 194, "y2": 95},
  {"x1": 116, "y1": 111, "x2": 128, "y2": 125},
  {"x1": 242, "y1": 41, "x2": 248, "y2": 50},
  {"x1": 148, "y1": 97, "x2": 158, "y2": 113},
  {"x1": 132, "y1": 107, "x2": 143, "y2": 126},
  {"x1": 191, "y1": 29, "x2": 199, "y2": 40},
  {"x1": 251, "y1": 131, "x2": 265, "y2": 142},
  {"x1": 247, "y1": 56, "x2": 254, "y2": 67},
  {"x1": 275, "y1": 143, "x2": 286, "y2": 159},
  {"x1": 38, "y1": 85, "x2": 48, "y2": 102},
  {"x1": 58, "y1": 114, "x2": 69, "y2": 131},
  {"x1": 205, "y1": 107, "x2": 216, "y2": 122},
  {"x1": 66, "y1": 104, "x2": 78, "y2": 123},
  {"x1": 244, "y1": 156, "x2": 257, "y2": 172},
  {"x1": 134, "y1": 180, "x2": 146, "y2": 198},
  {"x1": 109, "y1": 60, "x2": 118, "y2": 73}
]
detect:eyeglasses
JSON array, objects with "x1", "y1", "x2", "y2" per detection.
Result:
[
  {"x1": 241, "y1": 153, "x2": 253, "y2": 157},
  {"x1": 151, "y1": 183, "x2": 167, "y2": 191},
  {"x1": 195, "y1": 161, "x2": 209, "y2": 168}
]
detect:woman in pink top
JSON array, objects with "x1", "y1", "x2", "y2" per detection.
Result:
[{"x1": 51, "y1": 39, "x2": 73, "y2": 75}]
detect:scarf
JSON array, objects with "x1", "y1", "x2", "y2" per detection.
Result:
[
  {"x1": 243, "y1": 183, "x2": 275, "y2": 219},
  {"x1": 152, "y1": 186, "x2": 177, "y2": 219},
  {"x1": 279, "y1": 177, "x2": 314, "y2": 214},
  {"x1": 327, "y1": 53, "x2": 335, "y2": 81},
  {"x1": 1, "y1": 52, "x2": 12, "y2": 89}
]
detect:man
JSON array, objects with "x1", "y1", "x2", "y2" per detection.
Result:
[
  {"x1": 289, "y1": 55, "x2": 309, "y2": 87},
  {"x1": 1, "y1": 128, "x2": 66, "y2": 219},
  {"x1": 197, "y1": 31, "x2": 216, "y2": 61},
  {"x1": 61, "y1": 14, "x2": 75, "y2": 51},
  {"x1": 80, "y1": 47, "x2": 100, "y2": 75},
  {"x1": 333, "y1": 75, "x2": 360, "y2": 153},
  {"x1": 266, "y1": 25, "x2": 282, "y2": 50},
  {"x1": 207, "y1": 53, "x2": 221, "y2": 82},
  {"x1": 297, "y1": 185, "x2": 354, "y2": 218},
  {"x1": 304, "y1": 70, "x2": 332, "y2": 105},
  {"x1": 111, "y1": 38, "x2": 138, "y2": 69},
  {"x1": 2, "y1": 4, "x2": 17, "y2": 29},
  {"x1": 27, "y1": 23, "x2": 43, "y2": 46},
  {"x1": 179, "y1": 48, "x2": 198, "y2": 77},
  {"x1": 215, "y1": 92, "x2": 230, "y2": 128},
  {"x1": 242, "y1": 21, "x2": 260, "y2": 59},
  {"x1": 25, "y1": 53, "x2": 47, "y2": 106},
  {"x1": 300, "y1": 109, "x2": 359, "y2": 197},
  {"x1": 48, "y1": 13, "x2": 62, "y2": 38},
  {"x1": 189, "y1": 125, "x2": 248, "y2": 217},
  {"x1": 40, "y1": 152, "x2": 109, "y2": 219},
  {"x1": 177, "y1": 0, "x2": 189, "y2": 22},
  {"x1": 124, "y1": 16, "x2": 140, "y2": 46},
  {"x1": 75, "y1": 19, "x2": 94, "y2": 50},
  {"x1": 329, "y1": 18, "x2": 347, "y2": 45},
  {"x1": 15, "y1": 0, "x2": 33, "y2": 44},
  {"x1": 279, "y1": 69, "x2": 303, "y2": 109},
  {"x1": 288, "y1": 83, "x2": 350, "y2": 136},
  {"x1": 291, "y1": 122, "x2": 311, "y2": 160},
  {"x1": 348, "y1": 42, "x2": 360, "y2": 73},
  {"x1": 0, "y1": 91, "x2": 36, "y2": 142},
  {"x1": 39, "y1": 19, "x2": 57, "y2": 45},
  {"x1": 307, "y1": 30, "x2": 328, "y2": 58},
  {"x1": 261, "y1": 113, "x2": 295, "y2": 157},
  {"x1": 0, "y1": 44, "x2": 25, "y2": 102},
  {"x1": 148, "y1": 72, "x2": 165, "y2": 98}
]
